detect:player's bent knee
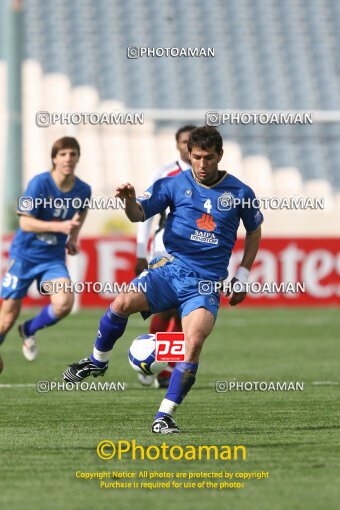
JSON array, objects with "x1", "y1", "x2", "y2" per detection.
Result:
[
  {"x1": 111, "y1": 294, "x2": 132, "y2": 316},
  {"x1": 186, "y1": 332, "x2": 206, "y2": 347}
]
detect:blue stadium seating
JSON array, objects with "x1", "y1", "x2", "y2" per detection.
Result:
[{"x1": 2, "y1": 0, "x2": 339, "y2": 189}]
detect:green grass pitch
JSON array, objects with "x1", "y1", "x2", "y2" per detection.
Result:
[{"x1": 0, "y1": 308, "x2": 339, "y2": 510}]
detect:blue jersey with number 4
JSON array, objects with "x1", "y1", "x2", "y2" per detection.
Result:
[
  {"x1": 10, "y1": 171, "x2": 91, "y2": 263},
  {"x1": 137, "y1": 170, "x2": 263, "y2": 280}
]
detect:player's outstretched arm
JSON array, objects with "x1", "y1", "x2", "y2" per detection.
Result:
[
  {"x1": 115, "y1": 183, "x2": 144, "y2": 222},
  {"x1": 226, "y1": 226, "x2": 262, "y2": 306}
]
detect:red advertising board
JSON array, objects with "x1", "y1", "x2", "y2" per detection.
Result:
[{"x1": 1, "y1": 236, "x2": 340, "y2": 307}]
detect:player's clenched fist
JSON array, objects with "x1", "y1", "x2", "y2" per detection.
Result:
[
  {"x1": 224, "y1": 277, "x2": 247, "y2": 306},
  {"x1": 115, "y1": 183, "x2": 136, "y2": 201}
]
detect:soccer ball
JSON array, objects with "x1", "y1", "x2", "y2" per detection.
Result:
[{"x1": 128, "y1": 334, "x2": 168, "y2": 375}]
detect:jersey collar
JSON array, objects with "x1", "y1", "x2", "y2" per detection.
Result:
[{"x1": 190, "y1": 169, "x2": 228, "y2": 189}]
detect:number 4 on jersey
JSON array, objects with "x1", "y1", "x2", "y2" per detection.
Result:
[{"x1": 204, "y1": 199, "x2": 212, "y2": 214}]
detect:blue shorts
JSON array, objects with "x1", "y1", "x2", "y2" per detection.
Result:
[
  {"x1": 0, "y1": 257, "x2": 70, "y2": 300},
  {"x1": 131, "y1": 257, "x2": 220, "y2": 320}
]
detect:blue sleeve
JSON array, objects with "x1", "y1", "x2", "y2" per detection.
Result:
[
  {"x1": 137, "y1": 177, "x2": 172, "y2": 221},
  {"x1": 240, "y1": 186, "x2": 264, "y2": 232},
  {"x1": 17, "y1": 176, "x2": 44, "y2": 217}
]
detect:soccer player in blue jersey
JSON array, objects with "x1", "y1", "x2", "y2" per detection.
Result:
[
  {"x1": 0, "y1": 137, "x2": 91, "y2": 365},
  {"x1": 63, "y1": 126, "x2": 263, "y2": 434}
]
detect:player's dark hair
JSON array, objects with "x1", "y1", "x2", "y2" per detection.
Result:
[
  {"x1": 188, "y1": 126, "x2": 223, "y2": 153},
  {"x1": 175, "y1": 125, "x2": 197, "y2": 141},
  {"x1": 51, "y1": 137, "x2": 81, "y2": 167}
]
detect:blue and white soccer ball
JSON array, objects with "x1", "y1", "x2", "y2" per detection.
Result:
[{"x1": 128, "y1": 334, "x2": 168, "y2": 375}]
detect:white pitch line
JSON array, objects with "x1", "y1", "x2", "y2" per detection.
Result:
[
  {"x1": 0, "y1": 383, "x2": 36, "y2": 388},
  {"x1": 312, "y1": 381, "x2": 339, "y2": 386}
]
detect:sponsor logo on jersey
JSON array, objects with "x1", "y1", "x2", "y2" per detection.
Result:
[
  {"x1": 196, "y1": 213, "x2": 216, "y2": 232},
  {"x1": 190, "y1": 230, "x2": 219, "y2": 245},
  {"x1": 137, "y1": 191, "x2": 151, "y2": 200},
  {"x1": 217, "y1": 192, "x2": 235, "y2": 211}
]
